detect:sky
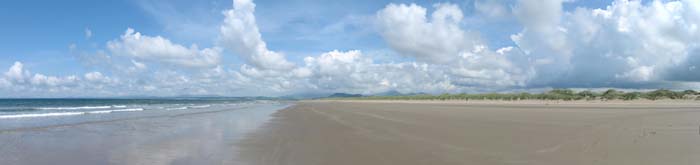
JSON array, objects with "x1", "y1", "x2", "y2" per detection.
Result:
[{"x1": 1, "y1": 0, "x2": 699, "y2": 97}]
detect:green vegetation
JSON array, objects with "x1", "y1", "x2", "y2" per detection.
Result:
[{"x1": 328, "y1": 89, "x2": 700, "y2": 101}]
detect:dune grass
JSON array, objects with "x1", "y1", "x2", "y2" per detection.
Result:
[{"x1": 332, "y1": 89, "x2": 700, "y2": 101}]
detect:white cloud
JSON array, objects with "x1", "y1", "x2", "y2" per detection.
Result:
[
  {"x1": 84, "y1": 71, "x2": 114, "y2": 84},
  {"x1": 130, "y1": 60, "x2": 148, "y2": 71},
  {"x1": 218, "y1": 0, "x2": 294, "y2": 70},
  {"x1": 224, "y1": 49, "x2": 464, "y2": 95},
  {"x1": 617, "y1": 65, "x2": 655, "y2": 82},
  {"x1": 511, "y1": 0, "x2": 700, "y2": 87},
  {"x1": 0, "y1": 61, "x2": 128, "y2": 96},
  {"x1": 376, "y1": 3, "x2": 478, "y2": 64},
  {"x1": 474, "y1": 0, "x2": 510, "y2": 19},
  {"x1": 292, "y1": 50, "x2": 458, "y2": 94},
  {"x1": 85, "y1": 28, "x2": 92, "y2": 39},
  {"x1": 5, "y1": 62, "x2": 30, "y2": 83},
  {"x1": 0, "y1": 62, "x2": 88, "y2": 96},
  {"x1": 0, "y1": 78, "x2": 10, "y2": 89},
  {"x1": 107, "y1": 28, "x2": 222, "y2": 68},
  {"x1": 513, "y1": 0, "x2": 565, "y2": 30},
  {"x1": 376, "y1": 3, "x2": 527, "y2": 88},
  {"x1": 510, "y1": 0, "x2": 571, "y2": 85},
  {"x1": 306, "y1": 50, "x2": 365, "y2": 76},
  {"x1": 30, "y1": 74, "x2": 78, "y2": 87}
]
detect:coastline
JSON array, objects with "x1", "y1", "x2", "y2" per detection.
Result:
[{"x1": 237, "y1": 101, "x2": 700, "y2": 165}]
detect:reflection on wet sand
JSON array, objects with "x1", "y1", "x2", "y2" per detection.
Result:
[{"x1": 0, "y1": 104, "x2": 287, "y2": 165}]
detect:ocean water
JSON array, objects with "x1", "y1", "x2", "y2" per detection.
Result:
[
  {"x1": 0, "y1": 98, "x2": 284, "y2": 131},
  {"x1": 0, "y1": 98, "x2": 289, "y2": 164}
]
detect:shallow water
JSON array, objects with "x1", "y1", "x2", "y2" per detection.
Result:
[{"x1": 0, "y1": 99, "x2": 288, "y2": 164}]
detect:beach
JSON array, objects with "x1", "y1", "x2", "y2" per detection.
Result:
[{"x1": 238, "y1": 100, "x2": 700, "y2": 165}]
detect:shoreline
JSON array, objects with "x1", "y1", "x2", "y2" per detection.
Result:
[{"x1": 237, "y1": 101, "x2": 700, "y2": 165}]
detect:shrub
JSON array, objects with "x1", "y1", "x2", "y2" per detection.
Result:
[
  {"x1": 577, "y1": 90, "x2": 596, "y2": 100},
  {"x1": 645, "y1": 89, "x2": 683, "y2": 100},
  {"x1": 341, "y1": 89, "x2": 700, "y2": 101},
  {"x1": 622, "y1": 92, "x2": 641, "y2": 100},
  {"x1": 683, "y1": 90, "x2": 697, "y2": 95},
  {"x1": 602, "y1": 89, "x2": 621, "y2": 100},
  {"x1": 549, "y1": 89, "x2": 575, "y2": 95}
]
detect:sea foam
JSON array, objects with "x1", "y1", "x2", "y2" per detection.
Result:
[
  {"x1": 0, "y1": 112, "x2": 85, "y2": 119},
  {"x1": 37, "y1": 106, "x2": 112, "y2": 110},
  {"x1": 87, "y1": 108, "x2": 145, "y2": 114},
  {"x1": 189, "y1": 105, "x2": 211, "y2": 108},
  {"x1": 167, "y1": 107, "x2": 188, "y2": 110},
  {"x1": 0, "y1": 108, "x2": 145, "y2": 119}
]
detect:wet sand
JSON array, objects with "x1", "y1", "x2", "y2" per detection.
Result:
[
  {"x1": 0, "y1": 104, "x2": 287, "y2": 165},
  {"x1": 238, "y1": 101, "x2": 700, "y2": 165}
]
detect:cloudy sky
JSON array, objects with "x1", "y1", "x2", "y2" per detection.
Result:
[{"x1": 1, "y1": 0, "x2": 699, "y2": 97}]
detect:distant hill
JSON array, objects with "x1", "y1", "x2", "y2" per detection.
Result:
[
  {"x1": 373, "y1": 90, "x2": 429, "y2": 96},
  {"x1": 280, "y1": 92, "x2": 331, "y2": 100},
  {"x1": 374, "y1": 90, "x2": 403, "y2": 96},
  {"x1": 327, "y1": 93, "x2": 363, "y2": 98},
  {"x1": 405, "y1": 92, "x2": 429, "y2": 96}
]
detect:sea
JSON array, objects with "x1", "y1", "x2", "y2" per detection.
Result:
[{"x1": 0, "y1": 98, "x2": 285, "y2": 129}]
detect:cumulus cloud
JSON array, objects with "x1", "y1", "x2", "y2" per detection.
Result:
[
  {"x1": 665, "y1": 49, "x2": 700, "y2": 81},
  {"x1": 0, "y1": 78, "x2": 10, "y2": 89},
  {"x1": 85, "y1": 28, "x2": 92, "y2": 39},
  {"x1": 218, "y1": 0, "x2": 294, "y2": 70},
  {"x1": 129, "y1": 60, "x2": 148, "y2": 72},
  {"x1": 221, "y1": 49, "x2": 464, "y2": 95},
  {"x1": 1, "y1": 62, "x2": 80, "y2": 88},
  {"x1": 299, "y1": 50, "x2": 456, "y2": 94},
  {"x1": 513, "y1": 0, "x2": 565, "y2": 30},
  {"x1": 4, "y1": 62, "x2": 30, "y2": 83},
  {"x1": 510, "y1": 0, "x2": 571, "y2": 85},
  {"x1": 49, "y1": 1, "x2": 529, "y2": 96},
  {"x1": 511, "y1": 0, "x2": 700, "y2": 88},
  {"x1": 29, "y1": 74, "x2": 72, "y2": 87},
  {"x1": 84, "y1": 71, "x2": 114, "y2": 84},
  {"x1": 107, "y1": 28, "x2": 222, "y2": 68},
  {"x1": 1, "y1": 61, "x2": 237, "y2": 97},
  {"x1": 474, "y1": 0, "x2": 511, "y2": 19},
  {"x1": 376, "y1": 3, "x2": 478, "y2": 64},
  {"x1": 376, "y1": 2, "x2": 527, "y2": 88},
  {"x1": 1, "y1": 62, "x2": 83, "y2": 95}
]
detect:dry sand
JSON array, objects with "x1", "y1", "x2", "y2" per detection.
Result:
[{"x1": 238, "y1": 100, "x2": 700, "y2": 165}]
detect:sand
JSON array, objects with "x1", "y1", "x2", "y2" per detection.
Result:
[{"x1": 238, "y1": 100, "x2": 700, "y2": 165}]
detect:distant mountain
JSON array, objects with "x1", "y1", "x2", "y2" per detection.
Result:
[
  {"x1": 280, "y1": 92, "x2": 331, "y2": 100},
  {"x1": 284, "y1": 91, "x2": 430, "y2": 100},
  {"x1": 374, "y1": 90, "x2": 403, "y2": 96},
  {"x1": 327, "y1": 93, "x2": 363, "y2": 98},
  {"x1": 406, "y1": 92, "x2": 429, "y2": 96},
  {"x1": 373, "y1": 90, "x2": 429, "y2": 96},
  {"x1": 173, "y1": 94, "x2": 225, "y2": 98}
]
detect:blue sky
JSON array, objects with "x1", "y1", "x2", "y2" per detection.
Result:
[{"x1": 1, "y1": 0, "x2": 699, "y2": 97}]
